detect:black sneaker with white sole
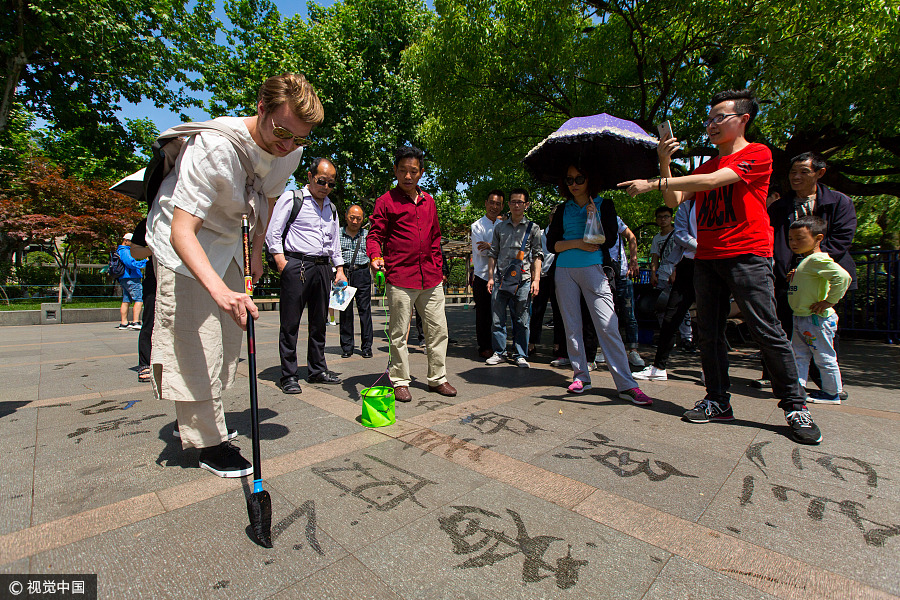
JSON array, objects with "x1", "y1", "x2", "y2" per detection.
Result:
[
  {"x1": 682, "y1": 398, "x2": 735, "y2": 423},
  {"x1": 174, "y1": 426, "x2": 237, "y2": 441},
  {"x1": 785, "y1": 409, "x2": 823, "y2": 445},
  {"x1": 198, "y1": 442, "x2": 252, "y2": 478}
]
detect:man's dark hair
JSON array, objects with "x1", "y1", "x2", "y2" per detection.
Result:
[
  {"x1": 791, "y1": 152, "x2": 827, "y2": 172},
  {"x1": 509, "y1": 188, "x2": 530, "y2": 204},
  {"x1": 308, "y1": 157, "x2": 335, "y2": 176},
  {"x1": 654, "y1": 205, "x2": 673, "y2": 217},
  {"x1": 710, "y1": 89, "x2": 759, "y2": 128},
  {"x1": 394, "y1": 145, "x2": 425, "y2": 170},
  {"x1": 791, "y1": 215, "x2": 827, "y2": 237},
  {"x1": 487, "y1": 189, "x2": 505, "y2": 201}
]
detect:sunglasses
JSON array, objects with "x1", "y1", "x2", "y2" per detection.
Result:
[
  {"x1": 565, "y1": 175, "x2": 587, "y2": 186},
  {"x1": 314, "y1": 177, "x2": 336, "y2": 188},
  {"x1": 271, "y1": 119, "x2": 312, "y2": 147}
]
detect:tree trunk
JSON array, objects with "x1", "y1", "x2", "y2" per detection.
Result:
[{"x1": 0, "y1": 0, "x2": 30, "y2": 135}]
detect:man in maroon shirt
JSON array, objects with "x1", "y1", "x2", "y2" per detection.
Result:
[{"x1": 367, "y1": 146, "x2": 457, "y2": 402}]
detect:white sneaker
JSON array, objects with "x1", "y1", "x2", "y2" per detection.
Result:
[
  {"x1": 633, "y1": 366, "x2": 667, "y2": 381},
  {"x1": 550, "y1": 357, "x2": 571, "y2": 367},
  {"x1": 594, "y1": 351, "x2": 606, "y2": 364},
  {"x1": 587, "y1": 361, "x2": 597, "y2": 372},
  {"x1": 627, "y1": 350, "x2": 645, "y2": 367},
  {"x1": 485, "y1": 353, "x2": 505, "y2": 365},
  {"x1": 515, "y1": 357, "x2": 530, "y2": 368}
]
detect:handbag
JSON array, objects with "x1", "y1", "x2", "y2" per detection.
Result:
[{"x1": 498, "y1": 222, "x2": 535, "y2": 295}]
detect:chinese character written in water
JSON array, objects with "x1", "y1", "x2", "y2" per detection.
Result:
[
  {"x1": 403, "y1": 429, "x2": 492, "y2": 462},
  {"x1": 67, "y1": 413, "x2": 167, "y2": 443},
  {"x1": 439, "y1": 505, "x2": 588, "y2": 589},
  {"x1": 461, "y1": 411, "x2": 546, "y2": 436},
  {"x1": 554, "y1": 432, "x2": 698, "y2": 482},
  {"x1": 272, "y1": 499, "x2": 324, "y2": 555},
  {"x1": 312, "y1": 454, "x2": 436, "y2": 511},
  {"x1": 740, "y1": 442, "x2": 899, "y2": 547}
]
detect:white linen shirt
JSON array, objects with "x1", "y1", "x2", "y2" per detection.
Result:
[
  {"x1": 147, "y1": 116, "x2": 302, "y2": 279},
  {"x1": 470, "y1": 215, "x2": 499, "y2": 281}
]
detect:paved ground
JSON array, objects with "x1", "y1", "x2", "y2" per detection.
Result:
[{"x1": 1, "y1": 304, "x2": 898, "y2": 599}]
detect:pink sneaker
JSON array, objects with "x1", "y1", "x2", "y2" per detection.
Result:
[
  {"x1": 619, "y1": 387, "x2": 652, "y2": 406},
  {"x1": 567, "y1": 380, "x2": 591, "y2": 394}
]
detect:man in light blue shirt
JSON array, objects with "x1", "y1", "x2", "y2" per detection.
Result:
[{"x1": 266, "y1": 157, "x2": 346, "y2": 393}]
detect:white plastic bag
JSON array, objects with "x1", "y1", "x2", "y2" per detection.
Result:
[{"x1": 583, "y1": 206, "x2": 606, "y2": 244}]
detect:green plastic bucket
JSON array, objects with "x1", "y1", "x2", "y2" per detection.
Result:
[{"x1": 360, "y1": 386, "x2": 396, "y2": 427}]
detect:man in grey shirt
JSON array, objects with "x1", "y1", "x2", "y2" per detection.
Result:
[{"x1": 485, "y1": 188, "x2": 543, "y2": 368}]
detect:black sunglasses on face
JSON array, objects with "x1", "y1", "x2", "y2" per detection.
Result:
[
  {"x1": 314, "y1": 178, "x2": 336, "y2": 188},
  {"x1": 565, "y1": 175, "x2": 587, "y2": 186}
]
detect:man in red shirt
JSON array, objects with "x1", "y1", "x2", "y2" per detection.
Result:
[
  {"x1": 619, "y1": 89, "x2": 822, "y2": 445},
  {"x1": 367, "y1": 146, "x2": 457, "y2": 402}
]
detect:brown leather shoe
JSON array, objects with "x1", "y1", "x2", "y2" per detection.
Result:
[
  {"x1": 393, "y1": 386, "x2": 412, "y2": 402},
  {"x1": 428, "y1": 382, "x2": 457, "y2": 397}
]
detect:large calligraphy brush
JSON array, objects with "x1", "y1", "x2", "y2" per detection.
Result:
[{"x1": 242, "y1": 214, "x2": 273, "y2": 548}]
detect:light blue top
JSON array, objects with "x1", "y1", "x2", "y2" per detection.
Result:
[{"x1": 556, "y1": 198, "x2": 605, "y2": 269}]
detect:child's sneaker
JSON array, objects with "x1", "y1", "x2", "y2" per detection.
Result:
[
  {"x1": 485, "y1": 352, "x2": 505, "y2": 365},
  {"x1": 807, "y1": 390, "x2": 841, "y2": 404},
  {"x1": 627, "y1": 350, "x2": 645, "y2": 367},
  {"x1": 633, "y1": 366, "x2": 667, "y2": 381},
  {"x1": 587, "y1": 361, "x2": 597, "y2": 372},
  {"x1": 619, "y1": 388, "x2": 652, "y2": 406},
  {"x1": 682, "y1": 398, "x2": 734, "y2": 423},
  {"x1": 567, "y1": 380, "x2": 591, "y2": 394},
  {"x1": 785, "y1": 409, "x2": 823, "y2": 444}
]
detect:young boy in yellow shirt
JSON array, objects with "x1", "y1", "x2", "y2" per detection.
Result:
[{"x1": 787, "y1": 215, "x2": 852, "y2": 404}]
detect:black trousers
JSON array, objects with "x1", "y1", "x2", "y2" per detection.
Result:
[
  {"x1": 694, "y1": 255, "x2": 805, "y2": 412},
  {"x1": 138, "y1": 260, "x2": 156, "y2": 367},
  {"x1": 529, "y1": 272, "x2": 554, "y2": 347},
  {"x1": 279, "y1": 258, "x2": 330, "y2": 381},
  {"x1": 340, "y1": 267, "x2": 373, "y2": 353},
  {"x1": 536, "y1": 267, "x2": 596, "y2": 359},
  {"x1": 473, "y1": 275, "x2": 492, "y2": 353},
  {"x1": 653, "y1": 258, "x2": 695, "y2": 370}
]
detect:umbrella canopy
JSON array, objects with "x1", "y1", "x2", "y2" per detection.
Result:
[
  {"x1": 523, "y1": 114, "x2": 658, "y2": 190},
  {"x1": 109, "y1": 168, "x2": 145, "y2": 200}
]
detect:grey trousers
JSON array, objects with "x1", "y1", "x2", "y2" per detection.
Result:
[{"x1": 555, "y1": 264, "x2": 638, "y2": 391}]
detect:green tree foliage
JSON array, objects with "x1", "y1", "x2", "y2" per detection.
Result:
[
  {"x1": 184, "y1": 0, "x2": 432, "y2": 214},
  {"x1": 0, "y1": 0, "x2": 215, "y2": 141},
  {"x1": 408, "y1": 0, "x2": 899, "y2": 236}
]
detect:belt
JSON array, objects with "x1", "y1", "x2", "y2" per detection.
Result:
[
  {"x1": 347, "y1": 262, "x2": 370, "y2": 272},
  {"x1": 284, "y1": 251, "x2": 330, "y2": 265}
]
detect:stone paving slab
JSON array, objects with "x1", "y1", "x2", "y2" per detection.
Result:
[
  {"x1": 353, "y1": 480, "x2": 670, "y2": 600},
  {"x1": 0, "y1": 308, "x2": 898, "y2": 600}
]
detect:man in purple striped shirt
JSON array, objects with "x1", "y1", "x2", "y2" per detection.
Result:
[{"x1": 266, "y1": 157, "x2": 346, "y2": 394}]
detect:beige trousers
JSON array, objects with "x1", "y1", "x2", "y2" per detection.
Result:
[
  {"x1": 151, "y1": 260, "x2": 240, "y2": 449},
  {"x1": 386, "y1": 283, "x2": 449, "y2": 388}
]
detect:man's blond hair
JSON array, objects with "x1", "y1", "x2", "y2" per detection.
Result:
[{"x1": 258, "y1": 73, "x2": 324, "y2": 126}]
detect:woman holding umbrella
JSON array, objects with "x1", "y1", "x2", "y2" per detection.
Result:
[{"x1": 545, "y1": 163, "x2": 652, "y2": 405}]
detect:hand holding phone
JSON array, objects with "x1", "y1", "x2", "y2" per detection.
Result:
[{"x1": 657, "y1": 120, "x2": 674, "y2": 141}]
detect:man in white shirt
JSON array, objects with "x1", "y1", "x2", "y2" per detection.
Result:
[
  {"x1": 147, "y1": 73, "x2": 324, "y2": 478},
  {"x1": 470, "y1": 190, "x2": 504, "y2": 358}
]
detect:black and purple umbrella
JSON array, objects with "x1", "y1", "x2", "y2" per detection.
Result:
[{"x1": 523, "y1": 113, "x2": 658, "y2": 189}]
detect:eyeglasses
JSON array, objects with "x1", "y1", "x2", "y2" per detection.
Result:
[
  {"x1": 565, "y1": 175, "x2": 587, "y2": 186},
  {"x1": 703, "y1": 113, "x2": 743, "y2": 127},
  {"x1": 314, "y1": 178, "x2": 336, "y2": 188},
  {"x1": 509, "y1": 200, "x2": 527, "y2": 205},
  {"x1": 271, "y1": 119, "x2": 312, "y2": 147}
]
